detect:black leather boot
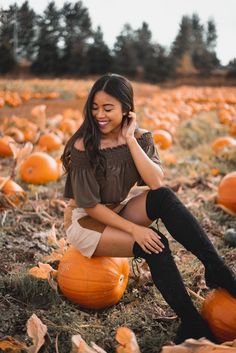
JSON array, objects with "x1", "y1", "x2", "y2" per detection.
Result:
[
  {"x1": 146, "y1": 187, "x2": 236, "y2": 297},
  {"x1": 133, "y1": 228, "x2": 217, "y2": 343}
]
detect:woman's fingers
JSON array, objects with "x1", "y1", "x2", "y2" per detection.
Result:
[{"x1": 148, "y1": 239, "x2": 163, "y2": 253}]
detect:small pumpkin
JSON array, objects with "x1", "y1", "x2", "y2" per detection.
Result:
[
  {"x1": 19, "y1": 152, "x2": 59, "y2": 184},
  {"x1": 211, "y1": 136, "x2": 236, "y2": 153},
  {"x1": 224, "y1": 228, "x2": 236, "y2": 247},
  {"x1": 216, "y1": 171, "x2": 236, "y2": 215},
  {"x1": 152, "y1": 129, "x2": 173, "y2": 150},
  {"x1": 0, "y1": 135, "x2": 15, "y2": 157},
  {"x1": 38, "y1": 132, "x2": 63, "y2": 152},
  {"x1": 57, "y1": 247, "x2": 130, "y2": 309},
  {"x1": 202, "y1": 289, "x2": 236, "y2": 342},
  {"x1": 0, "y1": 177, "x2": 26, "y2": 205}
]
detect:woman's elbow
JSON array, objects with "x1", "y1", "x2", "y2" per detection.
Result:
[{"x1": 149, "y1": 171, "x2": 164, "y2": 190}]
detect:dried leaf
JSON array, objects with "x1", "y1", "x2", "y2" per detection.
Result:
[
  {"x1": 115, "y1": 327, "x2": 141, "y2": 353},
  {"x1": 8, "y1": 141, "x2": 20, "y2": 160},
  {"x1": 46, "y1": 224, "x2": 57, "y2": 245},
  {"x1": 26, "y1": 314, "x2": 47, "y2": 353},
  {"x1": 28, "y1": 262, "x2": 57, "y2": 279},
  {"x1": 43, "y1": 250, "x2": 64, "y2": 263},
  {"x1": 71, "y1": 335, "x2": 107, "y2": 353},
  {"x1": 31, "y1": 104, "x2": 47, "y2": 130},
  {"x1": 15, "y1": 141, "x2": 34, "y2": 168},
  {"x1": 0, "y1": 336, "x2": 27, "y2": 352},
  {"x1": 161, "y1": 337, "x2": 236, "y2": 353},
  {"x1": 47, "y1": 269, "x2": 58, "y2": 291},
  {"x1": 0, "y1": 176, "x2": 11, "y2": 191}
]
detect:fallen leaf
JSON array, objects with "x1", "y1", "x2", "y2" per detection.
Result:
[
  {"x1": 26, "y1": 314, "x2": 47, "y2": 353},
  {"x1": 14, "y1": 141, "x2": 34, "y2": 169},
  {"x1": 161, "y1": 337, "x2": 236, "y2": 353},
  {"x1": 115, "y1": 327, "x2": 141, "y2": 353},
  {"x1": 28, "y1": 262, "x2": 57, "y2": 279},
  {"x1": 46, "y1": 224, "x2": 57, "y2": 245},
  {"x1": 0, "y1": 176, "x2": 11, "y2": 191},
  {"x1": 0, "y1": 336, "x2": 27, "y2": 352},
  {"x1": 71, "y1": 334, "x2": 107, "y2": 353}
]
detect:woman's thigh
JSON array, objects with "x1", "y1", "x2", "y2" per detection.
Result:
[{"x1": 93, "y1": 190, "x2": 152, "y2": 257}]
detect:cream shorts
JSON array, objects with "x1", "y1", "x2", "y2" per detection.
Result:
[{"x1": 64, "y1": 186, "x2": 149, "y2": 258}]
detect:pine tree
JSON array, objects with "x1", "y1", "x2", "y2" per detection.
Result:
[
  {"x1": 86, "y1": 26, "x2": 112, "y2": 74},
  {"x1": 31, "y1": 1, "x2": 61, "y2": 75},
  {"x1": 17, "y1": 1, "x2": 37, "y2": 61},
  {"x1": 134, "y1": 22, "x2": 154, "y2": 79},
  {"x1": 60, "y1": 1, "x2": 92, "y2": 74},
  {"x1": 112, "y1": 24, "x2": 139, "y2": 78},
  {"x1": 0, "y1": 5, "x2": 16, "y2": 73}
]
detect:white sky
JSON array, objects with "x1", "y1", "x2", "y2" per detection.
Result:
[{"x1": 2, "y1": 0, "x2": 236, "y2": 65}]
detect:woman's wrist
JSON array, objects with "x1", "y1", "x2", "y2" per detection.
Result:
[
  {"x1": 126, "y1": 136, "x2": 137, "y2": 146},
  {"x1": 128, "y1": 222, "x2": 140, "y2": 237}
]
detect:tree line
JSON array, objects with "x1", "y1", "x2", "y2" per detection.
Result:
[{"x1": 0, "y1": 1, "x2": 235, "y2": 82}]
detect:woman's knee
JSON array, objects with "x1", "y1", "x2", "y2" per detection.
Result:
[{"x1": 146, "y1": 186, "x2": 177, "y2": 220}]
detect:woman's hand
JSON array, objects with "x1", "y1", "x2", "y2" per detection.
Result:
[
  {"x1": 121, "y1": 111, "x2": 137, "y2": 143},
  {"x1": 131, "y1": 224, "x2": 165, "y2": 254}
]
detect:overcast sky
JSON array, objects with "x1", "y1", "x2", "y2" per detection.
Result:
[{"x1": 2, "y1": 0, "x2": 236, "y2": 65}]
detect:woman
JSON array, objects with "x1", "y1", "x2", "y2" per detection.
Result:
[{"x1": 61, "y1": 73, "x2": 236, "y2": 344}]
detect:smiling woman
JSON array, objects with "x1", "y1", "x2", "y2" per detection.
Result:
[{"x1": 60, "y1": 73, "x2": 236, "y2": 344}]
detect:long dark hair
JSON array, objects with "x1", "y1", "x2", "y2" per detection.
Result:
[{"x1": 61, "y1": 73, "x2": 135, "y2": 174}]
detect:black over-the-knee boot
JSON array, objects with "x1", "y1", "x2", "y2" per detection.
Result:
[
  {"x1": 132, "y1": 228, "x2": 217, "y2": 344},
  {"x1": 146, "y1": 186, "x2": 236, "y2": 297}
]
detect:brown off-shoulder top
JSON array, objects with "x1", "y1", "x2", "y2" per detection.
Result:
[{"x1": 63, "y1": 131, "x2": 162, "y2": 208}]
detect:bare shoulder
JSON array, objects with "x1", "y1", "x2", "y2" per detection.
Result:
[
  {"x1": 74, "y1": 138, "x2": 85, "y2": 151},
  {"x1": 135, "y1": 128, "x2": 149, "y2": 139}
]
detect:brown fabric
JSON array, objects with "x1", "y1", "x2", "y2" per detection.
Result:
[
  {"x1": 64, "y1": 201, "x2": 123, "y2": 232},
  {"x1": 78, "y1": 215, "x2": 106, "y2": 233},
  {"x1": 63, "y1": 131, "x2": 162, "y2": 208}
]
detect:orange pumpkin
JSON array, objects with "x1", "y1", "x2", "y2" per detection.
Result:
[
  {"x1": 57, "y1": 247, "x2": 130, "y2": 309},
  {"x1": 38, "y1": 132, "x2": 63, "y2": 151},
  {"x1": 211, "y1": 136, "x2": 236, "y2": 153},
  {"x1": 0, "y1": 177, "x2": 26, "y2": 205},
  {"x1": 153, "y1": 129, "x2": 173, "y2": 149},
  {"x1": 59, "y1": 119, "x2": 78, "y2": 135},
  {"x1": 19, "y1": 152, "x2": 59, "y2": 184},
  {"x1": 229, "y1": 121, "x2": 236, "y2": 136},
  {"x1": 0, "y1": 136, "x2": 15, "y2": 157},
  {"x1": 216, "y1": 171, "x2": 236, "y2": 215},
  {"x1": 202, "y1": 289, "x2": 236, "y2": 342}
]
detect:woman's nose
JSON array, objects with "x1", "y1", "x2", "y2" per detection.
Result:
[{"x1": 96, "y1": 109, "x2": 105, "y2": 118}]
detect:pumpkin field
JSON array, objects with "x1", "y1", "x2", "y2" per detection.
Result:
[{"x1": 0, "y1": 78, "x2": 236, "y2": 353}]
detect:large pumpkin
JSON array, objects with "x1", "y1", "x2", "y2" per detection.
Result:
[
  {"x1": 202, "y1": 289, "x2": 236, "y2": 342},
  {"x1": 57, "y1": 247, "x2": 130, "y2": 309},
  {"x1": 216, "y1": 171, "x2": 236, "y2": 215},
  {"x1": 19, "y1": 152, "x2": 59, "y2": 184}
]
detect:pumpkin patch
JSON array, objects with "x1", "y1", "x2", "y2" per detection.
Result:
[{"x1": 1, "y1": 78, "x2": 236, "y2": 352}]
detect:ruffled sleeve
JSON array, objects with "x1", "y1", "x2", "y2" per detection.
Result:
[
  {"x1": 63, "y1": 149, "x2": 101, "y2": 208},
  {"x1": 137, "y1": 132, "x2": 163, "y2": 186}
]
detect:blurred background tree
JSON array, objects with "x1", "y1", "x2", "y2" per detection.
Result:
[{"x1": 0, "y1": 0, "x2": 234, "y2": 82}]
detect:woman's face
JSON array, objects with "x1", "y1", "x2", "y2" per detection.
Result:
[{"x1": 91, "y1": 91, "x2": 124, "y2": 134}]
